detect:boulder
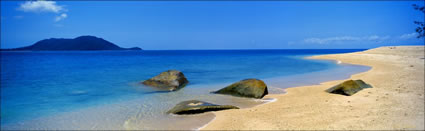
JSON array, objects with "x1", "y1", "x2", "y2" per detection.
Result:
[
  {"x1": 212, "y1": 79, "x2": 268, "y2": 99},
  {"x1": 167, "y1": 100, "x2": 239, "y2": 115},
  {"x1": 142, "y1": 70, "x2": 189, "y2": 91},
  {"x1": 326, "y1": 79, "x2": 373, "y2": 96}
]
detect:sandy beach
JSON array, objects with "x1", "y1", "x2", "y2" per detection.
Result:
[{"x1": 202, "y1": 46, "x2": 425, "y2": 130}]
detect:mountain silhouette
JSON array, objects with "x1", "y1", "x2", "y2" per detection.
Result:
[{"x1": 1, "y1": 36, "x2": 142, "y2": 51}]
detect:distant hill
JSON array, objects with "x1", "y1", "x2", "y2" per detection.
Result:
[{"x1": 1, "y1": 36, "x2": 142, "y2": 51}]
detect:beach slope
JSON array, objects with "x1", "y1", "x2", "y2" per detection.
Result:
[{"x1": 202, "y1": 46, "x2": 424, "y2": 130}]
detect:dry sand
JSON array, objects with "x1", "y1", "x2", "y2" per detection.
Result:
[{"x1": 202, "y1": 46, "x2": 425, "y2": 130}]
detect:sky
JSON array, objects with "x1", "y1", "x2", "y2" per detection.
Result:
[{"x1": 1, "y1": 1, "x2": 424, "y2": 50}]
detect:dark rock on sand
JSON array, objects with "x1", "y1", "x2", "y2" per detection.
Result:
[
  {"x1": 326, "y1": 79, "x2": 373, "y2": 96},
  {"x1": 167, "y1": 100, "x2": 239, "y2": 115},
  {"x1": 213, "y1": 79, "x2": 268, "y2": 99},
  {"x1": 142, "y1": 70, "x2": 189, "y2": 91}
]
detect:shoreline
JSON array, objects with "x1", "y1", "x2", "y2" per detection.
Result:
[
  {"x1": 1, "y1": 51, "x2": 369, "y2": 130},
  {"x1": 201, "y1": 46, "x2": 425, "y2": 130},
  {"x1": 197, "y1": 53, "x2": 372, "y2": 130},
  {"x1": 195, "y1": 58, "x2": 372, "y2": 131},
  {"x1": 1, "y1": 47, "x2": 422, "y2": 130},
  {"x1": 195, "y1": 57, "x2": 371, "y2": 130},
  {"x1": 196, "y1": 98, "x2": 277, "y2": 130},
  {"x1": 263, "y1": 58, "x2": 370, "y2": 91}
]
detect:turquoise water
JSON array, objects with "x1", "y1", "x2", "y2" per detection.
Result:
[{"x1": 0, "y1": 49, "x2": 370, "y2": 129}]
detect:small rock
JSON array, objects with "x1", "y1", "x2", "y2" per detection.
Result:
[
  {"x1": 167, "y1": 100, "x2": 239, "y2": 115},
  {"x1": 212, "y1": 79, "x2": 268, "y2": 99},
  {"x1": 326, "y1": 79, "x2": 373, "y2": 96},
  {"x1": 142, "y1": 70, "x2": 189, "y2": 91}
]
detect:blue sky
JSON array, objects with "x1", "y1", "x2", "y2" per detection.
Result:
[{"x1": 1, "y1": 1, "x2": 424, "y2": 49}]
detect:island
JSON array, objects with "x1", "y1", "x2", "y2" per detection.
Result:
[{"x1": 0, "y1": 36, "x2": 142, "y2": 51}]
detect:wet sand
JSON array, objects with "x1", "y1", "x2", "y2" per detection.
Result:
[{"x1": 202, "y1": 46, "x2": 425, "y2": 130}]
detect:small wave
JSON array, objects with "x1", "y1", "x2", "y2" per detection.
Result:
[{"x1": 253, "y1": 98, "x2": 277, "y2": 104}]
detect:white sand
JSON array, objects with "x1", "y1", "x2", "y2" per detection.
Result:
[{"x1": 202, "y1": 46, "x2": 425, "y2": 130}]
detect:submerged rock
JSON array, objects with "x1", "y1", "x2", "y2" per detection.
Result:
[
  {"x1": 142, "y1": 70, "x2": 189, "y2": 91},
  {"x1": 326, "y1": 79, "x2": 373, "y2": 96},
  {"x1": 167, "y1": 100, "x2": 239, "y2": 115},
  {"x1": 212, "y1": 79, "x2": 268, "y2": 99}
]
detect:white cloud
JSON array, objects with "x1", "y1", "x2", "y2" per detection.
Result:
[
  {"x1": 304, "y1": 35, "x2": 391, "y2": 44},
  {"x1": 55, "y1": 13, "x2": 67, "y2": 22},
  {"x1": 367, "y1": 35, "x2": 379, "y2": 40},
  {"x1": 399, "y1": 32, "x2": 418, "y2": 39},
  {"x1": 302, "y1": 33, "x2": 422, "y2": 45},
  {"x1": 18, "y1": 1, "x2": 64, "y2": 13},
  {"x1": 18, "y1": 0, "x2": 68, "y2": 22}
]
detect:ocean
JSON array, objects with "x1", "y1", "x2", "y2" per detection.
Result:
[{"x1": 0, "y1": 49, "x2": 370, "y2": 130}]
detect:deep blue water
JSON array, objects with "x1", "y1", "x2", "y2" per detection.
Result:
[{"x1": 0, "y1": 49, "x2": 366, "y2": 129}]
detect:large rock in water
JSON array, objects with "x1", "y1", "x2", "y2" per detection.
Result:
[
  {"x1": 326, "y1": 79, "x2": 373, "y2": 96},
  {"x1": 213, "y1": 79, "x2": 268, "y2": 99},
  {"x1": 142, "y1": 70, "x2": 189, "y2": 91},
  {"x1": 167, "y1": 100, "x2": 239, "y2": 115}
]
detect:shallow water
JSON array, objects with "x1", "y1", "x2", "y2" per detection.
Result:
[{"x1": 0, "y1": 49, "x2": 369, "y2": 130}]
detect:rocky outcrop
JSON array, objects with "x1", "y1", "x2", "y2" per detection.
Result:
[
  {"x1": 142, "y1": 70, "x2": 189, "y2": 91},
  {"x1": 326, "y1": 79, "x2": 372, "y2": 96},
  {"x1": 167, "y1": 100, "x2": 239, "y2": 115},
  {"x1": 212, "y1": 79, "x2": 268, "y2": 99}
]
